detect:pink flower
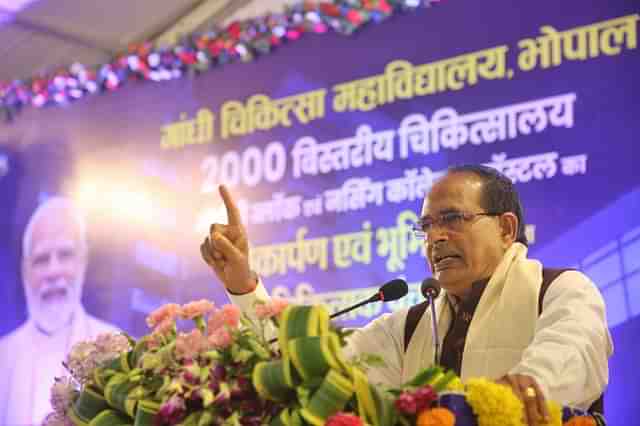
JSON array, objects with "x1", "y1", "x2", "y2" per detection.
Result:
[
  {"x1": 153, "y1": 318, "x2": 175, "y2": 337},
  {"x1": 208, "y1": 328, "x2": 234, "y2": 349},
  {"x1": 158, "y1": 395, "x2": 186, "y2": 424},
  {"x1": 181, "y1": 299, "x2": 215, "y2": 319},
  {"x1": 207, "y1": 305, "x2": 241, "y2": 333},
  {"x1": 175, "y1": 329, "x2": 206, "y2": 359},
  {"x1": 254, "y1": 298, "x2": 289, "y2": 319},
  {"x1": 146, "y1": 303, "x2": 182, "y2": 328},
  {"x1": 326, "y1": 412, "x2": 364, "y2": 426}
]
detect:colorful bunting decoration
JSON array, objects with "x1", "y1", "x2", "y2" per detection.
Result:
[{"x1": 0, "y1": 0, "x2": 443, "y2": 122}]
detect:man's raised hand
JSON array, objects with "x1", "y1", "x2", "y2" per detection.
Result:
[{"x1": 200, "y1": 185, "x2": 256, "y2": 294}]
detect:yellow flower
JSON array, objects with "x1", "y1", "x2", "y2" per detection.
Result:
[
  {"x1": 416, "y1": 408, "x2": 455, "y2": 426},
  {"x1": 541, "y1": 400, "x2": 563, "y2": 426},
  {"x1": 465, "y1": 378, "x2": 525, "y2": 426}
]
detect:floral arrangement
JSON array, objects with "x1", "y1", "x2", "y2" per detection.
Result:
[{"x1": 44, "y1": 299, "x2": 602, "y2": 426}]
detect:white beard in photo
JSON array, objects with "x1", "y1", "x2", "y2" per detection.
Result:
[{"x1": 26, "y1": 276, "x2": 83, "y2": 334}]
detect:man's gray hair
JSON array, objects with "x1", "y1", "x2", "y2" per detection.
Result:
[{"x1": 22, "y1": 196, "x2": 88, "y2": 259}]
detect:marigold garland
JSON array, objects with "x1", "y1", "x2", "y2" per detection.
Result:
[
  {"x1": 564, "y1": 416, "x2": 597, "y2": 426},
  {"x1": 465, "y1": 378, "x2": 526, "y2": 426},
  {"x1": 416, "y1": 407, "x2": 456, "y2": 426},
  {"x1": 543, "y1": 400, "x2": 563, "y2": 426}
]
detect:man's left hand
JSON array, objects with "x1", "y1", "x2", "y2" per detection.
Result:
[{"x1": 496, "y1": 374, "x2": 549, "y2": 426}]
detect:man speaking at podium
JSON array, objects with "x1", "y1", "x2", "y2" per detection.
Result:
[{"x1": 201, "y1": 165, "x2": 612, "y2": 426}]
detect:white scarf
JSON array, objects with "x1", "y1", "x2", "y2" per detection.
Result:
[{"x1": 403, "y1": 243, "x2": 543, "y2": 383}]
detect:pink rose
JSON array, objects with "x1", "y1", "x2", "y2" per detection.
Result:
[
  {"x1": 146, "y1": 303, "x2": 182, "y2": 328},
  {"x1": 207, "y1": 304, "x2": 241, "y2": 333},
  {"x1": 181, "y1": 299, "x2": 215, "y2": 319}
]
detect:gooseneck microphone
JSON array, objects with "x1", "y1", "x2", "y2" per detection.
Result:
[
  {"x1": 329, "y1": 278, "x2": 408, "y2": 319},
  {"x1": 421, "y1": 278, "x2": 441, "y2": 366},
  {"x1": 267, "y1": 279, "x2": 408, "y2": 344}
]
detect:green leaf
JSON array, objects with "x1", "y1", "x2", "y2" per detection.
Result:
[
  {"x1": 202, "y1": 350, "x2": 221, "y2": 361},
  {"x1": 179, "y1": 412, "x2": 201, "y2": 426},
  {"x1": 221, "y1": 412, "x2": 241, "y2": 426},
  {"x1": 352, "y1": 353, "x2": 386, "y2": 371},
  {"x1": 232, "y1": 348, "x2": 254, "y2": 363},
  {"x1": 247, "y1": 339, "x2": 271, "y2": 359},
  {"x1": 198, "y1": 411, "x2": 215, "y2": 426},
  {"x1": 140, "y1": 353, "x2": 161, "y2": 370}
]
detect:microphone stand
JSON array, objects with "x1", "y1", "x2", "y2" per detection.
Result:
[
  {"x1": 268, "y1": 294, "x2": 379, "y2": 344},
  {"x1": 428, "y1": 293, "x2": 440, "y2": 366},
  {"x1": 329, "y1": 295, "x2": 377, "y2": 319}
]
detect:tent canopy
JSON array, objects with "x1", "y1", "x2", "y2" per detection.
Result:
[{"x1": 0, "y1": 0, "x2": 295, "y2": 82}]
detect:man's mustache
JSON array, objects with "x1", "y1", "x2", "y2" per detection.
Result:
[{"x1": 38, "y1": 281, "x2": 71, "y2": 303}]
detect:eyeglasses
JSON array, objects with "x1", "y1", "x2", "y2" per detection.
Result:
[{"x1": 412, "y1": 211, "x2": 502, "y2": 240}]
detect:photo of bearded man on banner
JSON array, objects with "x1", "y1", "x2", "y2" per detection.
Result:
[{"x1": 0, "y1": 197, "x2": 119, "y2": 426}]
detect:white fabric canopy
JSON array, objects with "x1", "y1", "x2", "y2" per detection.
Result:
[{"x1": 0, "y1": 0, "x2": 296, "y2": 82}]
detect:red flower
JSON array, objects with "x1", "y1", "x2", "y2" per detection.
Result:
[
  {"x1": 346, "y1": 10, "x2": 363, "y2": 25},
  {"x1": 227, "y1": 22, "x2": 242, "y2": 39},
  {"x1": 414, "y1": 385, "x2": 437, "y2": 411},
  {"x1": 379, "y1": 0, "x2": 392, "y2": 14},
  {"x1": 395, "y1": 391, "x2": 418, "y2": 414},
  {"x1": 326, "y1": 412, "x2": 364, "y2": 426},
  {"x1": 320, "y1": 3, "x2": 340, "y2": 17}
]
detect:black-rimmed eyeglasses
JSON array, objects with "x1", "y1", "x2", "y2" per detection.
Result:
[{"x1": 412, "y1": 211, "x2": 502, "y2": 240}]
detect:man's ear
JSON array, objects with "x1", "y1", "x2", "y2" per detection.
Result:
[{"x1": 499, "y1": 212, "x2": 519, "y2": 245}]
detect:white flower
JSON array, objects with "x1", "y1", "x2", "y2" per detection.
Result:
[
  {"x1": 50, "y1": 376, "x2": 77, "y2": 413},
  {"x1": 66, "y1": 341, "x2": 98, "y2": 384},
  {"x1": 42, "y1": 412, "x2": 73, "y2": 426},
  {"x1": 65, "y1": 335, "x2": 130, "y2": 385}
]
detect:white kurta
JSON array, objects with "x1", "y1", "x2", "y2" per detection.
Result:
[
  {"x1": 0, "y1": 307, "x2": 118, "y2": 426},
  {"x1": 229, "y1": 267, "x2": 612, "y2": 411}
]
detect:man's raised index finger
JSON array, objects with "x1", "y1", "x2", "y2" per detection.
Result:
[{"x1": 219, "y1": 185, "x2": 242, "y2": 225}]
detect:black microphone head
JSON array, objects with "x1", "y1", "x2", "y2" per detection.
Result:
[
  {"x1": 421, "y1": 278, "x2": 441, "y2": 299},
  {"x1": 378, "y1": 279, "x2": 408, "y2": 302}
]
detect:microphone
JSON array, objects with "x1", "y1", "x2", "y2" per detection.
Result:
[
  {"x1": 421, "y1": 278, "x2": 441, "y2": 300},
  {"x1": 267, "y1": 279, "x2": 408, "y2": 344},
  {"x1": 329, "y1": 278, "x2": 408, "y2": 319},
  {"x1": 421, "y1": 278, "x2": 441, "y2": 366}
]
